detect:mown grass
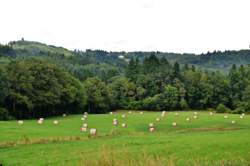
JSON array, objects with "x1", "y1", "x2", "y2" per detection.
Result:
[{"x1": 0, "y1": 111, "x2": 250, "y2": 166}]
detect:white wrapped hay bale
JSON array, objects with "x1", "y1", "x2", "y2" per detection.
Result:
[
  {"x1": 37, "y1": 119, "x2": 43, "y2": 124},
  {"x1": 62, "y1": 114, "x2": 67, "y2": 117},
  {"x1": 140, "y1": 111, "x2": 144, "y2": 115},
  {"x1": 175, "y1": 112, "x2": 179, "y2": 116},
  {"x1": 231, "y1": 120, "x2": 236, "y2": 124},
  {"x1": 110, "y1": 112, "x2": 113, "y2": 115},
  {"x1": 194, "y1": 112, "x2": 198, "y2": 115},
  {"x1": 18, "y1": 120, "x2": 24, "y2": 125},
  {"x1": 193, "y1": 115, "x2": 198, "y2": 119},
  {"x1": 172, "y1": 122, "x2": 177, "y2": 127},
  {"x1": 209, "y1": 112, "x2": 214, "y2": 116},
  {"x1": 156, "y1": 118, "x2": 160, "y2": 122},
  {"x1": 161, "y1": 111, "x2": 166, "y2": 117},
  {"x1": 224, "y1": 115, "x2": 228, "y2": 119},
  {"x1": 83, "y1": 115, "x2": 88, "y2": 119},
  {"x1": 122, "y1": 114, "x2": 126, "y2": 118},
  {"x1": 128, "y1": 111, "x2": 132, "y2": 114},
  {"x1": 82, "y1": 123, "x2": 88, "y2": 128},
  {"x1": 149, "y1": 127, "x2": 155, "y2": 132},
  {"x1": 53, "y1": 120, "x2": 59, "y2": 125},
  {"x1": 89, "y1": 128, "x2": 97, "y2": 136},
  {"x1": 122, "y1": 123, "x2": 127, "y2": 128},
  {"x1": 113, "y1": 119, "x2": 118, "y2": 126},
  {"x1": 148, "y1": 123, "x2": 154, "y2": 128},
  {"x1": 81, "y1": 127, "x2": 87, "y2": 132},
  {"x1": 81, "y1": 117, "x2": 85, "y2": 121},
  {"x1": 240, "y1": 115, "x2": 244, "y2": 119},
  {"x1": 186, "y1": 117, "x2": 190, "y2": 122}
]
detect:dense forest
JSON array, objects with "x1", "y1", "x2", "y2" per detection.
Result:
[{"x1": 1, "y1": 40, "x2": 250, "y2": 120}]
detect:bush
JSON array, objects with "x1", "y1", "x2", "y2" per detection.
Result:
[
  {"x1": 230, "y1": 107, "x2": 245, "y2": 114},
  {"x1": 0, "y1": 107, "x2": 10, "y2": 120},
  {"x1": 216, "y1": 104, "x2": 230, "y2": 113},
  {"x1": 179, "y1": 99, "x2": 189, "y2": 110}
]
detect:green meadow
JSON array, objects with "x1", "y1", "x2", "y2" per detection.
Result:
[{"x1": 0, "y1": 111, "x2": 250, "y2": 166}]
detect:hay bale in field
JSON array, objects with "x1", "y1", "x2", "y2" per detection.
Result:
[
  {"x1": 240, "y1": 115, "x2": 244, "y2": 119},
  {"x1": 128, "y1": 111, "x2": 132, "y2": 114},
  {"x1": 175, "y1": 112, "x2": 179, "y2": 116},
  {"x1": 122, "y1": 114, "x2": 126, "y2": 118},
  {"x1": 122, "y1": 123, "x2": 127, "y2": 128},
  {"x1": 83, "y1": 115, "x2": 88, "y2": 119},
  {"x1": 186, "y1": 117, "x2": 190, "y2": 122},
  {"x1": 113, "y1": 119, "x2": 118, "y2": 126},
  {"x1": 193, "y1": 115, "x2": 198, "y2": 119},
  {"x1": 110, "y1": 112, "x2": 113, "y2": 115},
  {"x1": 62, "y1": 114, "x2": 67, "y2": 117},
  {"x1": 149, "y1": 123, "x2": 154, "y2": 128},
  {"x1": 37, "y1": 119, "x2": 43, "y2": 124},
  {"x1": 172, "y1": 122, "x2": 177, "y2": 127},
  {"x1": 81, "y1": 127, "x2": 87, "y2": 132},
  {"x1": 89, "y1": 128, "x2": 97, "y2": 136},
  {"x1": 39, "y1": 118, "x2": 44, "y2": 121},
  {"x1": 81, "y1": 117, "x2": 85, "y2": 121},
  {"x1": 194, "y1": 112, "x2": 198, "y2": 115},
  {"x1": 149, "y1": 127, "x2": 155, "y2": 132},
  {"x1": 231, "y1": 120, "x2": 236, "y2": 124},
  {"x1": 84, "y1": 112, "x2": 88, "y2": 115},
  {"x1": 18, "y1": 120, "x2": 24, "y2": 125},
  {"x1": 53, "y1": 120, "x2": 59, "y2": 125},
  {"x1": 140, "y1": 111, "x2": 144, "y2": 115},
  {"x1": 209, "y1": 112, "x2": 214, "y2": 116},
  {"x1": 224, "y1": 115, "x2": 228, "y2": 119},
  {"x1": 82, "y1": 123, "x2": 88, "y2": 128},
  {"x1": 156, "y1": 117, "x2": 160, "y2": 122}
]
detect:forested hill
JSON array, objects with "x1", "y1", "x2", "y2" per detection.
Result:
[{"x1": 1, "y1": 40, "x2": 250, "y2": 73}]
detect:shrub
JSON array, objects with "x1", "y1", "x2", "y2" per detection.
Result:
[
  {"x1": 216, "y1": 104, "x2": 230, "y2": 113},
  {"x1": 0, "y1": 107, "x2": 10, "y2": 120},
  {"x1": 179, "y1": 99, "x2": 189, "y2": 110},
  {"x1": 231, "y1": 107, "x2": 245, "y2": 114}
]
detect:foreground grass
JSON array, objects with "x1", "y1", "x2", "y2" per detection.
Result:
[{"x1": 0, "y1": 111, "x2": 250, "y2": 166}]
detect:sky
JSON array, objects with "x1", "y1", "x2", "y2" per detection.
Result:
[{"x1": 0, "y1": 0, "x2": 250, "y2": 54}]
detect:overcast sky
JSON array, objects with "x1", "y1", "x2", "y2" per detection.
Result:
[{"x1": 1, "y1": 0, "x2": 250, "y2": 53}]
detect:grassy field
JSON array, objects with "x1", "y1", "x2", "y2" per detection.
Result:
[{"x1": 0, "y1": 111, "x2": 250, "y2": 166}]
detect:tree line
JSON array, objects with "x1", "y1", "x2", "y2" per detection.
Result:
[{"x1": 1, "y1": 53, "x2": 250, "y2": 120}]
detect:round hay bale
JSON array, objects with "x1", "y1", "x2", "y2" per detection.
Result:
[
  {"x1": 18, "y1": 120, "x2": 24, "y2": 125},
  {"x1": 53, "y1": 120, "x2": 59, "y2": 125},
  {"x1": 89, "y1": 128, "x2": 97, "y2": 136},
  {"x1": 81, "y1": 127, "x2": 87, "y2": 132},
  {"x1": 156, "y1": 118, "x2": 160, "y2": 122},
  {"x1": 122, "y1": 123, "x2": 127, "y2": 128},
  {"x1": 149, "y1": 127, "x2": 155, "y2": 132},
  {"x1": 149, "y1": 123, "x2": 154, "y2": 128},
  {"x1": 172, "y1": 122, "x2": 177, "y2": 127}
]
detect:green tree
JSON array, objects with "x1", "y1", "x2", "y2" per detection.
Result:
[
  {"x1": 83, "y1": 77, "x2": 111, "y2": 113},
  {"x1": 5, "y1": 59, "x2": 85, "y2": 119}
]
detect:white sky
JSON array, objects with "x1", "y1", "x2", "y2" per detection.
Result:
[{"x1": 0, "y1": 0, "x2": 250, "y2": 54}]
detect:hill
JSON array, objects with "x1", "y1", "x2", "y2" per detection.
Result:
[
  {"x1": 1, "y1": 40, "x2": 250, "y2": 72},
  {"x1": 8, "y1": 40, "x2": 74, "y2": 57}
]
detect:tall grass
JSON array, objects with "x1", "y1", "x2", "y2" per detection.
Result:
[{"x1": 78, "y1": 146, "x2": 250, "y2": 166}]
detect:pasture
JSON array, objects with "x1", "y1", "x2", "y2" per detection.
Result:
[{"x1": 0, "y1": 111, "x2": 250, "y2": 166}]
